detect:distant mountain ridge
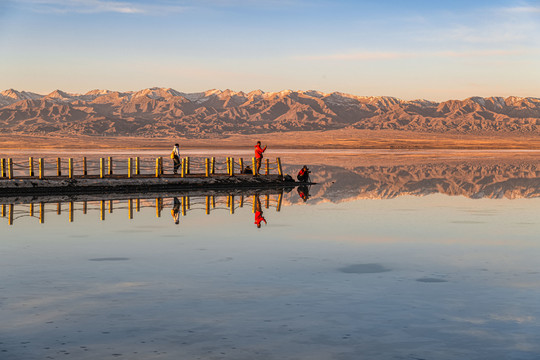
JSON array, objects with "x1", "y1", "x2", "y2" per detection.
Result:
[{"x1": 1, "y1": 88, "x2": 539, "y2": 137}]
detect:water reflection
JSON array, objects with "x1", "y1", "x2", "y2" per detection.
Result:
[{"x1": 0, "y1": 188, "x2": 287, "y2": 226}]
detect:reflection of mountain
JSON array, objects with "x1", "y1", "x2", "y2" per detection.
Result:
[{"x1": 285, "y1": 162, "x2": 540, "y2": 203}]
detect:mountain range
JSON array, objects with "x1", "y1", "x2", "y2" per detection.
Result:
[{"x1": 1, "y1": 88, "x2": 539, "y2": 137}]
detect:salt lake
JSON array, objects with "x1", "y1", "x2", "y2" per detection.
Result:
[{"x1": 1, "y1": 150, "x2": 540, "y2": 360}]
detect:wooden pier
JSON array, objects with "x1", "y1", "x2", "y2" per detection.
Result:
[{"x1": 0, "y1": 155, "x2": 295, "y2": 196}]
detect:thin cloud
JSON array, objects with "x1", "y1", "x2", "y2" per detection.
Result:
[
  {"x1": 297, "y1": 49, "x2": 527, "y2": 61},
  {"x1": 502, "y1": 5, "x2": 540, "y2": 14},
  {"x1": 10, "y1": 0, "x2": 186, "y2": 14}
]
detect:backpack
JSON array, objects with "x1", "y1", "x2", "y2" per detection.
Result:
[{"x1": 170, "y1": 151, "x2": 175, "y2": 159}]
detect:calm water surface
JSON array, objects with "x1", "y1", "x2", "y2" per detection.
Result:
[{"x1": 1, "y1": 151, "x2": 540, "y2": 360}]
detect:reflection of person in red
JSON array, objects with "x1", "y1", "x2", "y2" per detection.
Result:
[
  {"x1": 297, "y1": 185, "x2": 310, "y2": 202},
  {"x1": 254, "y1": 194, "x2": 267, "y2": 228},
  {"x1": 254, "y1": 141, "x2": 267, "y2": 175}
]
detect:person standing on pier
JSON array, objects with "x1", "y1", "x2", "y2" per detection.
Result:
[
  {"x1": 254, "y1": 141, "x2": 267, "y2": 175},
  {"x1": 171, "y1": 143, "x2": 181, "y2": 174}
]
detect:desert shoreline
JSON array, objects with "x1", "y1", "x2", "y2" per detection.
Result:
[{"x1": 1, "y1": 130, "x2": 540, "y2": 150}]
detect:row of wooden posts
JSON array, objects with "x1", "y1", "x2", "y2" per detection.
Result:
[
  {"x1": 1, "y1": 193, "x2": 282, "y2": 225},
  {"x1": 0, "y1": 157, "x2": 283, "y2": 179}
]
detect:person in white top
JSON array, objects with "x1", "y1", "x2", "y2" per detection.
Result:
[{"x1": 172, "y1": 143, "x2": 181, "y2": 174}]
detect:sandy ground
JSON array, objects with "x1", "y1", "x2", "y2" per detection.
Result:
[{"x1": 2, "y1": 130, "x2": 540, "y2": 150}]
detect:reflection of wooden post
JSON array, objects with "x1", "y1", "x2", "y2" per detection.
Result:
[
  {"x1": 100, "y1": 201, "x2": 105, "y2": 221},
  {"x1": 276, "y1": 158, "x2": 282, "y2": 176},
  {"x1": 109, "y1": 200, "x2": 113, "y2": 213},
  {"x1": 8, "y1": 158, "x2": 13, "y2": 179},
  {"x1": 181, "y1": 196, "x2": 187, "y2": 216},
  {"x1": 252, "y1": 157, "x2": 256, "y2": 175},
  {"x1": 136, "y1": 198, "x2": 140, "y2": 212},
  {"x1": 68, "y1": 158, "x2": 74, "y2": 179},
  {"x1": 265, "y1": 194, "x2": 270, "y2": 209},
  {"x1": 205, "y1": 196, "x2": 210, "y2": 215},
  {"x1": 29, "y1": 157, "x2": 34, "y2": 177},
  {"x1": 252, "y1": 195, "x2": 256, "y2": 213},
  {"x1": 29, "y1": 203, "x2": 34, "y2": 217},
  {"x1": 230, "y1": 195, "x2": 235, "y2": 214},
  {"x1": 83, "y1": 201, "x2": 87, "y2": 214},
  {"x1": 211, "y1": 157, "x2": 215, "y2": 175},
  {"x1": 83, "y1": 157, "x2": 87, "y2": 176},
  {"x1": 8, "y1": 204, "x2": 13, "y2": 225},
  {"x1": 205, "y1": 158, "x2": 210, "y2": 177},
  {"x1": 128, "y1": 199, "x2": 133, "y2": 219},
  {"x1": 187, "y1": 196, "x2": 190, "y2": 210},
  {"x1": 57, "y1": 158, "x2": 61, "y2": 177},
  {"x1": 240, "y1": 195, "x2": 244, "y2": 207},
  {"x1": 69, "y1": 201, "x2": 74, "y2": 222},
  {"x1": 128, "y1": 158, "x2": 132, "y2": 178},
  {"x1": 156, "y1": 198, "x2": 161, "y2": 217},
  {"x1": 108, "y1": 157, "x2": 113, "y2": 175},
  {"x1": 100, "y1": 158, "x2": 105, "y2": 178},
  {"x1": 1, "y1": 204, "x2": 5, "y2": 217},
  {"x1": 57, "y1": 202, "x2": 61, "y2": 215},
  {"x1": 277, "y1": 191, "x2": 283, "y2": 212},
  {"x1": 135, "y1": 157, "x2": 140, "y2": 175},
  {"x1": 39, "y1": 158, "x2": 44, "y2": 179},
  {"x1": 265, "y1": 159, "x2": 269, "y2": 175},
  {"x1": 211, "y1": 195, "x2": 215, "y2": 209},
  {"x1": 39, "y1": 202, "x2": 45, "y2": 224}
]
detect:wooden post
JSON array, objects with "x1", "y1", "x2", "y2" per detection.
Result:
[
  {"x1": 205, "y1": 196, "x2": 210, "y2": 215},
  {"x1": 69, "y1": 201, "x2": 74, "y2": 222},
  {"x1": 8, "y1": 158, "x2": 13, "y2": 179},
  {"x1": 68, "y1": 158, "x2": 73, "y2": 179},
  {"x1": 1, "y1": 158, "x2": 5, "y2": 177},
  {"x1": 186, "y1": 157, "x2": 190, "y2": 175},
  {"x1": 57, "y1": 158, "x2": 61, "y2": 177},
  {"x1": 211, "y1": 157, "x2": 215, "y2": 175},
  {"x1": 128, "y1": 199, "x2": 133, "y2": 219},
  {"x1": 39, "y1": 158, "x2": 44, "y2": 179},
  {"x1": 8, "y1": 204, "x2": 14, "y2": 225},
  {"x1": 100, "y1": 200, "x2": 105, "y2": 221},
  {"x1": 277, "y1": 191, "x2": 283, "y2": 212},
  {"x1": 205, "y1": 158, "x2": 210, "y2": 177},
  {"x1": 181, "y1": 158, "x2": 186, "y2": 178},
  {"x1": 29, "y1": 157, "x2": 34, "y2": 177},
  {"x1": 276, "y1": 157, "x2": 283, "y2": 176},
  {"x1": 239, "y1": 158, "x2": 244, "y2": 174},
  {"x1": 39, "y1": 202, "x2": 45, "y2": 224},
  {"x1": 108, "y1": 157, "x2": 113, "y2": 176},
  {"x1": 100, "y1": 158, "x2": 105, "y2": 178},
  {"x1": 230, "y1": 157, "x2": 234, "y2": 176},
  {"x1": 155, "y1": 158, "x2": 160, "y2": 178},
  {"x1": 160, "y1": 157, "x2": 164, "y2": 175},
  {"x1": 83, "y1": 157, "x2": 87, "y2": 176},
  {"x1": 265, "y1": 158, "x2": 269, "y2": 175},
  {"x1": 226, "y1": 157, "x2": 230, "y2": 175},
  {"x1": 135, "y1": 157, "x2": 140, "y2": 175},
  {"x1": 252, "y1": 157, "x2": 256, "y2": 175},
  {"x1": 127, "y1": 158, "x2": 132, "y2": 178}
]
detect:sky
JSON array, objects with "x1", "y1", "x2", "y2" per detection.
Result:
[{"x1": 0, "y1": 0, "x2": 539, "y2": 101}]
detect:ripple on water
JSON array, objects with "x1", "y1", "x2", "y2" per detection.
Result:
[
  {"x1": 416, "y1": 277, "x2": 448, "y2": 283},
  {"x1": 339, "y1": 263, "x2": 391, "y2": 274},
  {"x1": 89, "y1": 257, "x2": 130, "y2": 261}
]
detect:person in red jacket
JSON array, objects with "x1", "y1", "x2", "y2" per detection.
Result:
[{"x1": 254, "y1": 141, "x2": 267, "y2": 175}]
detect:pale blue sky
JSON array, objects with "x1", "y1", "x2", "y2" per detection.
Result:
[{"x1": 1, "y1": 0, "x2": 539, "y2": 100}]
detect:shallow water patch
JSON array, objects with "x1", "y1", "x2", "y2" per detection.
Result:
[{"x1": 339, "y1": 263, "x2": 390, "y2": 274}]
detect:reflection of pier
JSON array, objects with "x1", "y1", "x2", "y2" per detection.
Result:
[{"x1": 0, "y1": 188, "x2": 286, "y2": 226}]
